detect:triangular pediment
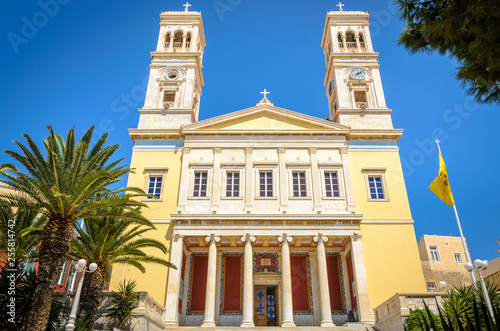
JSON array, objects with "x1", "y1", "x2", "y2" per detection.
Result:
[{"x1": 183, "y1": 104, "x2": 349, "y2": 133}]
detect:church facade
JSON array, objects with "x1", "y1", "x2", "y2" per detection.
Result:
[{"x1": 109, "y1": 5, "x2": 426, "y2": 328}]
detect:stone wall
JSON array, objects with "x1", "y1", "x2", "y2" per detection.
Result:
[{"x1": 373, "y1": 292, "x2": 445, "y2": 331}]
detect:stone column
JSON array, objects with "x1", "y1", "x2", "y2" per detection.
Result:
[
  {"x1": 177, "y1": 147, "x2": 191, "y2": 213},
  {"x1": 164, "y1": 235, "x2": 184, "y2": 326},
  {"x1": 244, "y1": 147, "x2": 254, "y2": 212},
  {"x1": 210, "y1": 147, "x2": 222, "y2": 212},
  {"x1": 182, "y1": 33, "x2": 187, "y2": 51},
  {"x1": 241, "y1": 234, "x2": 256, "y2": 327},
  {"x1": 278, "y1": 234, "x2": 295, "y2": 327},
  {"x1": 314, "y1": 234, "x2": 335, "y2": 327},
  {"x1": 309, "y1": 147, "x2": 322, "y2": 212},
  {"x1": 339, "y1": 147, "x2": 356, "y2": 213},
  {"x1": 278, "y1": 147, "x2": 288, "y2": 212},
  {"x1": 201, "y1": 234, "x2": 220, "y2": 327},
  {"x1": 355, "y1": 33, "x2": 361, "y2": 52},
  {"x1": 168, "y1": 33, "x2": 174, "y2": 51},
  {"x1": 342, "y1": 34, "x2": 347, "y2": 52},
  {"x1": 350, "y1": 235, "x2": 373, "y2": 324}
]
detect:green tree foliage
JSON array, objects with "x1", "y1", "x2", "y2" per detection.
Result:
[
  {"x1": 405, "y1": 308, "x2": 442, "y2": 330},
  {"x1": 70, "y1": 215, "x2": 176, "y2": 329},
  {"x1": 0, "y1": 203, "x2": 45, "y2": 265},
  {"x1": 108, "y1": 279, "x2": 139, "y2": 330},
  {"x1": 0, "y1": 268, "x2": 63, "y2": 331},
  {"x1": 0, "y1": 126, "x2": 149, "y2": 331},
  {"x1": 396, "y1": 0, "x2": 500, "y2": 104}
]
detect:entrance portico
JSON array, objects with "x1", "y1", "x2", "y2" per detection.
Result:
[{"x1": 164, "y1": 216, "x2": 371, "y2": 328}]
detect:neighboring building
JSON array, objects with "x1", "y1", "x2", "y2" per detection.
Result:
[
  {"x1": 108, "y1": 4, "x2": 426, "y2": 328},
  {"x1": 483, "y1": 240, "x2": 500, "y2": 287},
  {"x1": 418, "y1": 235, "x2": 472, "y2": 292}
]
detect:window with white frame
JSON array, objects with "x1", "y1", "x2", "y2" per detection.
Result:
[
  {"x1": 427, "y1": 282, "x2": 437, "y2": 292},
  {"x1": 292, "y1": 171, "x2": 307, "y2": 197},
  {"x1": 147, "y1": 176, "x2": 163, "y2": 198},
  {"x1": 193, "y1": 171, "x2": 208, "y2": 197},
  {"x1": 430, "y1": 246, "x2": 440, "y2": 262},
  {"x1": 368, "y1": 176, "x2": 385, "y2": 199},
  {"x1": 454, "y1": 253, "x2": 463, "y2": 263},
  {"x1": 226, "y1": 171, "x2": 240, "y2": 197},
  {"x1": 259, "y1": 171, "x2": 273, "y2": 197},
  {"x1": 324, "y1": 172, "x2": 340, "y2": 197},
  {"x1": 143, "y1": 168, "x2": 168, "y2": 200},
  {"x1": 362, "y1": 168, "x2": 389, "y2": 201}
]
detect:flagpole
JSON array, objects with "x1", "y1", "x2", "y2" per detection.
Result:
[{"x1": 434, "y1": 140, "x2": 477, "y2": 286}]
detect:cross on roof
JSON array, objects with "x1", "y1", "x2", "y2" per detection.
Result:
[
  {"x1": 260, "y1": 89, "x2": 270, "y2": 99},
  {"x1": 336, "y1": 2, "x2": 344, "y2": 12},
  {"x1": 183, "y1": 2, "x2": 191, "y2": 12}
]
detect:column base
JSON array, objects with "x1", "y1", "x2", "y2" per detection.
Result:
[
  {"x1": 320, "y1": 321, "x2": 336, "y2": 327},
  {"x1": 163, "y1": 321, "x2": 178, "y2": 327},
  {"x1": 201, "y1": 321, "x2": 216, "y2": 327},
  {"x1": 240, "y1": 321, "x2": 255, "y2": 327},
  {"x1": 281, "y1": 321, "x2": 296, "y2": 327}
]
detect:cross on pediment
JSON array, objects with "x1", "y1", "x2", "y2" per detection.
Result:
[
  {"x1": 336, "y1": 2, "x2": 344, "y2": 12},
  {"x1": 260, "y1": 89, "x2": 270, "y2": 99},
  {"x1": 183, "y1": 2, "x2": 191, "y2": 12}
]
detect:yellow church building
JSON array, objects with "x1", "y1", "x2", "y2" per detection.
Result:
[{"x1": 109, "y1": 4, "x2": 426, "y2": 329}]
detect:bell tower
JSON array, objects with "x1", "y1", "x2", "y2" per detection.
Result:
[
  {"x1": 137, "y1": 3, "x2": 205, "y2": 130},
  {"x1": 321, "y1": 4, "x2": 393, "y2": 129}
]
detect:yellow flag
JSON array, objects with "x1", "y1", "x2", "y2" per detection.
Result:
[{"x1": 429, "y1": 152, "x2": 455, "y2": 206}]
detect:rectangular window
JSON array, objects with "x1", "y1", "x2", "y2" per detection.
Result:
[
  {"x1": 454, "y1": 253, "x2": 463, "y2": 263},
  {"x1": 324, "y1": 172, "x2": 340, "y2": 197},
  {"x1": 226, "y1": 172, "x2": 240, "y2": 197},
  {"x1": 147, "y1": 176, "x2": 162, "y2": 198},
  {"x1": 368, "y1": 176, "x2": 385, "y2": 199},
  {"x1": 193, "y1": 172, "x2": 208, "y2": 197},
  {"x1": 427, "y1": 282, "x2": 437, "y2": 292},
  {"x1": 430, "y1": 246, "x2": 440, "y2": 262},
  {"x1": 354, "y1": 91, "x2": 367, "y2": 103},
  {"x1": 259, "y1": 171, "x2": 273, "y2": 197},
  {"x1": 292, "y1": 172, "x2": 307, "y2": 197},
  {"x1": 163, "y1": 91, "x2": 176, "y2": 102}
]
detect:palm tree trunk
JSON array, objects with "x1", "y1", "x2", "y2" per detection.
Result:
[
  {"x1": 78, "y1": 267, "x2": 105, "y2": 329},
  {"x1": 23, "y1": 219, "x2": 74, "y2": 331}
]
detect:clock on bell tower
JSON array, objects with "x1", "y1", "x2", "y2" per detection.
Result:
[{"x1": 321, "y1": 5, "x2": 393, "y2": 130}]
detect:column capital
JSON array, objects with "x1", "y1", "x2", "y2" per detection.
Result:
[
  {"x1": 339, "y1": 147, "x2": 348, "y2": 154},
  {"x1": 241, "y1": 234, "x2": 256, "y2": 243},
  {"x1": 314, "y1": 233, "x2": 329, "y2": 243},
  {"x1": 183, "y1": 147, "x2": 191, "y2": 154},
  {"x1": 308, "y1": 147, "x2": 318, "y2": 155},
  {"x1": 205, "y1": 234, "x2": 221, "y2": 244},
  {"x1": 213, "y1": 146, "x2": 222, "y2": 153},
  {"x1": 277, "y1": 147, "x2": 286, "y2": 154},
  {"x1": 278, "y1": 234, "x2": 293, "y2": 243},
  {"x1": 244, "y1": 147, "x2": 254, "y2": 154}
]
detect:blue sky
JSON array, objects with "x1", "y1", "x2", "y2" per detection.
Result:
[{"x1": 1, "y1": 0, "x2": 499, "y2": 262}]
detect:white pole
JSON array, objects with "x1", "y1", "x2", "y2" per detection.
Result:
[
  {"x1": 477, "y1": 268, "x2": 495, "y2": 323},
  {"x1": 435, "y1": 140, "x2": 477, "y2": 286},
  {"x1": 65, "y1": 269, "x2": 85, "y2": 331}
]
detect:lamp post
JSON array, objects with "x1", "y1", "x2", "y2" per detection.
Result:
[
  {"x1": 465, "y1": 259, "x2": 495, "y2": 323},
  {"x1": 65, "y1": 259, "x2": 98, "y2": 331}
]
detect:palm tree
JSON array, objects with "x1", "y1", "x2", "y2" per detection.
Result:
[
  {"x1": 70, "y1": 215, "x2": 176, "y2": 328},
  {"x1": 0, "y1": 126, "x2": 149, "y2": 331},
  {"x1": 0, "y1": 202, "x2": 45, "y2": 266}
]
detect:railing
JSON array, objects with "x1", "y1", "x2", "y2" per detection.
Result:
[
  {"x1": 346, "y1": 42, "x2": 357, "y2": 48},
  {"x1": 338, "y1": 42, "x2": 344, "y2": 48},
  {"x1": 186, "y1": 41, "x2": 191, "y2": 48},
  {"x1": 173, "y1": 42, "x2": 182, "y2": 48},
  {"x1": 360, "y1": 42, "x2": 365, "y2": 48},
  {"x1": 165, "y1": 42, "x2": 170, "y2": 48}
]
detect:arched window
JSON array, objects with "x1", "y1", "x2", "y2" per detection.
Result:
[
  {"x1": 346, "y1": 32, "x2": 356, "y2": 48},
  {"x1": 173, "y1": 31, "x2": 183, "y2": 48},
  {"x1": 186, "y1": 32, "x2": 192, "y2": 49},
  {"x1": 337, "y1": 33, "x2": 344, "y2": 48},
  {"x1": 358, "y1": 33, "x2": 365, "y2": 49},
  {"x1": 165, "y1": 32, "x2": 172, "y2": 48}
]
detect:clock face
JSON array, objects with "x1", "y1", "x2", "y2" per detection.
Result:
[{"x1": 350, "y1": 67, "x2": 366, "y2": 79}]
